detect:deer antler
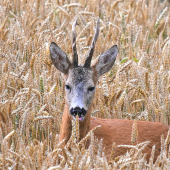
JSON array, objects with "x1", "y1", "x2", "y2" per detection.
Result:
[
  {"x1": 84, "y1": 17, "x2": 100, "y2": 68},
  {"x1": 72, "y1": 18, "x2": 78, "y2": 67}
]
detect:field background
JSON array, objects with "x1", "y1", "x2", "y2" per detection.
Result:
[{"x1": 0, "y1": 0, "x2": 170, "y2": 169}]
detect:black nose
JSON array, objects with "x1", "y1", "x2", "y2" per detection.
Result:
[{"x1": 70, "y1": 107, "x2": 87, "y2": 117}]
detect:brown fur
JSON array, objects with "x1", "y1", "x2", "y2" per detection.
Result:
[
  {"x1": 60, "y1": 102, "x2": 169, "y2": 162},
  {"x1": 91, "y1": 117, "x2": 169, "y2": 162}
]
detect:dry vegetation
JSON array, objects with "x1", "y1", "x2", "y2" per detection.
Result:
[{"x1": 0, "y1": 0, "x2": 170, "y2": 169}]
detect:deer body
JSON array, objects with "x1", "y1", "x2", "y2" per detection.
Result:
[
  {"x1": 59, "y1": 100, "x2": 169, "y2": 161},
  {"x1": 50, "y1": 18, "x2": 169, "y2": 162}
]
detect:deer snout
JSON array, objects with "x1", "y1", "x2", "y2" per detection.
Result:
[{"x1": 70, "y1": 107, "x2": 87, "y2": 118}]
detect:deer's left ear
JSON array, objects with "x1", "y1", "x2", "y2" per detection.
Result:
[{"x1": 92, "y1": 45, "x2": 118, "y2": 77}]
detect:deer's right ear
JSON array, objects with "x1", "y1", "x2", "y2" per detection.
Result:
[
  {"x1": 92, "y1": 45, "x2": 118, "y2": 77},
  {"x1": 50, "y1": 42, "x2": 72, "y2": 74}
]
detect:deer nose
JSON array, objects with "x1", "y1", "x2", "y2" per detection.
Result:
[{"x1": 70, "y1": 107, "x2": 87, "y2": 117}]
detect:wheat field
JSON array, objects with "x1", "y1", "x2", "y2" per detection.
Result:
[{"x1": 0, "y1": 0, "x2": 170, "y2": 169}]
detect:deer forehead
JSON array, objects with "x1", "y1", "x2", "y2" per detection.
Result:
[{"x1": 66, "y1": 66, "x2": 94, "y2": 86}]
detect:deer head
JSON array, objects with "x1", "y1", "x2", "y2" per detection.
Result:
[{"x1": 50, "y1": 18, "x2": 118, "y2": 122}]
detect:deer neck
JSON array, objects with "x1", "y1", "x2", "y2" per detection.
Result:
[{"x1": 59, "y1": 102, "x2": 92, "y2": 144}]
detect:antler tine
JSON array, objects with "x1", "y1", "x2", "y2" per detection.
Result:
[
  {"x1": 84, "y1": 17, "x2": 100, "y2": 68},
  {"x1": 72, "y1": 18, "x2": 78, "y2": 67}
]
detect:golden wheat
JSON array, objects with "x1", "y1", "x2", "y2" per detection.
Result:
[{"x1": 0, "y1": 0, "x2": 170, "y2": 169}]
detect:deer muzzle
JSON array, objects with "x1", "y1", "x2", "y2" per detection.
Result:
[{"x1": 70, "y1": 107, "x2": 87, "y2": 121}]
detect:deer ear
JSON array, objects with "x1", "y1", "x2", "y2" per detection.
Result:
[
  {"x1": 50, "y1": 42, "x2": 72, "y2": 74},
  {"x1": 92, "y1": 45, "x2": 118, "y2": 77}
]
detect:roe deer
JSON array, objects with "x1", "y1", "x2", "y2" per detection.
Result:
[{"x1": 50, "y1": 18, "x2": 169, "y2": 162}]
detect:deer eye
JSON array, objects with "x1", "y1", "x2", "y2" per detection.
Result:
[
  {"x1": 88, "y1": 86, "x2": 95, "y2": 92},
  {"x1": 65, "y1": 85, "x2": 71, "y2": 91}
]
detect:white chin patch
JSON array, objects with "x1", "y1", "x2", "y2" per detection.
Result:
[{"x1": 72, "y1": 116, "x2": 84, "y2": 122}]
